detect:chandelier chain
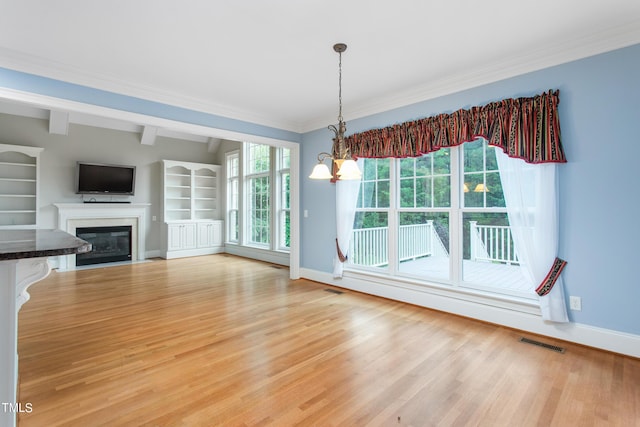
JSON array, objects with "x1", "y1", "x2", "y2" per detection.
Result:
[{"x1": 338, "y1": 50, "x2": 343, "y2": 122}]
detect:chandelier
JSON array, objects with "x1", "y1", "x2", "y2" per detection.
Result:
[{"x1": 309, "y1": 43, "x2": 362, "y2": 181}]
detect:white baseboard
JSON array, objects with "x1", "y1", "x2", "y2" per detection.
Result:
[
  {"x1": 300, "y1": 268, "x2": 640, "y2": 358},
  {"x1": 162, "y1": 247, "x2": 224, "y2": 259},
  {"x1": 145, "y1": 250, "x2": 162, "y2": 259},
  {"x1": 224, "y1": 244, "x2": 289, "y2": 266}
]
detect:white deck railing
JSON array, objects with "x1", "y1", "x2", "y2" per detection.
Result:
[
  {"x1": 398, "y1": 223, "x2": 432, "y2": 261},
  {"x1": 350, "y1": 221, "x2": 448, "y2": 267},
  {"x1": 469, "y1": 221, "x2": 519, "y2": 265},
  {"x1": 350, "y1": 221, "x2": 519, "y2": 268},
  {"x1": 350, "y1": 226, "x2": 389, "y2": 266}
]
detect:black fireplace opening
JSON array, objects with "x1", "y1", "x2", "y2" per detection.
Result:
[{"x1": 76, "y1": 226, "x2": 132, "y2": 266}]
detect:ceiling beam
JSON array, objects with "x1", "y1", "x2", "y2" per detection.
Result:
[
  {"x1": 208, "y1": 138, "x2": 221, "y2": 153},
  {"x1": 140, "y1": 125, "x2": 158, "y2": 145},
  {"x1": 49, "y1": 110, "x2": 69, "y2": 135}
]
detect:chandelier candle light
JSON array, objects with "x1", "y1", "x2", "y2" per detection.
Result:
[{"x1": 309, "y1": 43, "x2": 362, "y2": 181}]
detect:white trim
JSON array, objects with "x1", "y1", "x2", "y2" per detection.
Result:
[
  {"x1": 0, "y1": 88, "x2": 298, "y2": 147},
  {"x1": 54, "y1": 203, "x2": 150, "y2": 271},
  {"x1": 287, "y1": 144, "x2": 300, "y2": 279},
  {"x1": 145, "y1": 249, "x2": 162, "y2": 259},
  {"x1": 163, "y1": 246, "x2": 224, "y2": 260},
  {"x1": 48, "y1": 109, "x2": 69, "y2": 135},
  {"x1": 300, "y1": 267, "x2": 640, "y2": 358},
  {"x1": 225, "y1": 244, "x2": 289, "y2": 267},
  {"x1": 225, "y1": 150, "x2": 241, "y2": 244}
]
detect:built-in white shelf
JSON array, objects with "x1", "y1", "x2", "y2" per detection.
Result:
[
  {"x1": 0, "y1": 143, "x2": 43, "y2": 228},
  {"x1": 160, "y1": 160, "x2": 223, "y2": 259}
]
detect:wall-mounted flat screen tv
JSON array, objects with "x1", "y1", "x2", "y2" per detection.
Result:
[{"x1": 76, "y1": 162, "x2": 136, "y2": 195}]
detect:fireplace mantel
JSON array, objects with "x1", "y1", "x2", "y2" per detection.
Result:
[{"x1": 54, "y1": 203, "x2": 150, "y2": 270}]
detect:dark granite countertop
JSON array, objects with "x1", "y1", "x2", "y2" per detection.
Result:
[{"x1": 0, "y1": 229, "x2": 92, "y2": 261}]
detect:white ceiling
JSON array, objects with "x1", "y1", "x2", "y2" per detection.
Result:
[{"x1": 1, "y1": 0, "x2": 640, "y2": 136}]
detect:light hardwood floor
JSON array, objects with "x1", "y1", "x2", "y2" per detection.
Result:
[{"x1": 17, "y1": 255, "x2": 640, "y2": 426}]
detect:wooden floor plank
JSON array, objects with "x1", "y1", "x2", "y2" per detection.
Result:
[{"x1": 17, "y1": 254, "x2": 640, "y2": 426}]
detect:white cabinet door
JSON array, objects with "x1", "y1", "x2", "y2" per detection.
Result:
[
  {"x1": 182, "y1": 223, "x2": 197, "y2": 249},
  {"x1": 197, "y1": 222, "x2": 212, "y2": 248},
  {"x1": 167, "y1": 223, "x2": 197, "y2": 251},
  {"x1": 211, "y1": 221, "x2": 222, "y2": 246},
  {"x1": 197, "y1": 221, "x2": 223, "y2": 248},
  {"x1": 167, "y1": 223, "x2": 183, "y2": 251}
]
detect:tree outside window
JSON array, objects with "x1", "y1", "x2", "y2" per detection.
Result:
[{"x1": 246, "y1": 143, "x2": 270, "y2": 246}]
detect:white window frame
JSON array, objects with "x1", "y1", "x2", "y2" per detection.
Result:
[
  {"x1": 225, "y1": 150, "x2": 240, "y2": 244},
  {"x1": 231, "y1": 143, "x2": 292, "y2": 252},
  {"x1": 276, "y1": 148, "x2": 291, "y2": 252},
  {"x1": 244, "y1": 143, "x2": 271, "y2": 248},
  {"x1": 347, "y1": 141, "x2": 535, "y2": 301},
  {"x1": 459, "y1": 140, "x2": 514, "y2": 295}
]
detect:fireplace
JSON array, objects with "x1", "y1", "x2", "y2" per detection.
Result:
[
  {"x1": 76, "y1": 226, "x2": 132, "y2": 266},
  {"x1": 54, "y1": 203, "x2": 149, "y2": 271}
]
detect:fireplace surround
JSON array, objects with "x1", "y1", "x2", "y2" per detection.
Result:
[{"x1": 54, "y1": 203, "x2": 150, "y2": 270}]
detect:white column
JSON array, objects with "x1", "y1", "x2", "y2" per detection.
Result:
[{"x1": 0, "y1": 258, "x2": 51, "y2": 427}]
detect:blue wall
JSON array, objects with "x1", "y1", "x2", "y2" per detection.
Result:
[
  {"x1": 0, "y1": 68, "x2": 301, "y2": 143},
  {"x1": 301, "y1": 43, "x2": 640, "y2": 335}
]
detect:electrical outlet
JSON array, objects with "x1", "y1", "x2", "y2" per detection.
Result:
[{"x1": 569, "y1": 296, "x2": 582, "y2": 311}]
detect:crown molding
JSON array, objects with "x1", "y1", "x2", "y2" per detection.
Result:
[
  {"x1": 2, "y1": 20, "x2": 639, "y2": 136},
  {"x1": 301, "y1": 21, "x2": 640, "y2": 133},
  {"x1": 0, "y1": 47, "x2": 306, "y2": 133}
]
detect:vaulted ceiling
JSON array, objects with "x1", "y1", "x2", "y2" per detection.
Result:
[{"x1": 1, "y1": 0, "x2": 640, "y2": 140}]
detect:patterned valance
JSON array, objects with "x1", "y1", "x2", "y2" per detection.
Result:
[{"x1": 344, "y1": 90, "x2": 566, "y2": 164}]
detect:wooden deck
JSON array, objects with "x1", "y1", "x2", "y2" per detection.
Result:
[{"x1": 399, "y1": 256, "x2": 532, "y2": 293}]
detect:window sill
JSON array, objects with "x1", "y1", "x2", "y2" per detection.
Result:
[{"x1": 342, "y1": 268, "x2": 540, "y2": 315}]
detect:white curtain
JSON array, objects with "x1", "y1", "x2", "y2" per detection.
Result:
[
  {"x1": 333, "y1": 160, "x2": 363, "y2": 278},
  {"x1": 495, "y1": 149, "x2": 568, "y2": 322}
]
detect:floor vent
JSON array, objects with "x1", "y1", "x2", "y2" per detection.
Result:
[
  {"x1": 324, "y1": 288, "x2": 344, "y2": 294},
  {"x1": 519, "y1": 337, "x2": 565, "y2": 353}
]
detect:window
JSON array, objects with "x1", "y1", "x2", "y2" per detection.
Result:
[
  {"x1": 246, "y1": 143, "x2": 270, "y2": 246},
  {"x1": 227, "y1": 143, "x2": 290, "y2": 253},
  {"x1": 461, "y1": 140, "x2": 517, "y2": 292},
  {"x1": 349, "y1": 139, "x2": 531, "y2": 300},
  {"x1": 278, "y1": 148, "x2": 290, "y2": 250},
  {"x1": 397, "y1": 151, "x2": 451, "y2": 281},
  {"x1": 352, "y1": 158, "x2": 390, "y2": 268},
  {"x1": 226, "y1": 151, "x2": 240, "y2": 243}
]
